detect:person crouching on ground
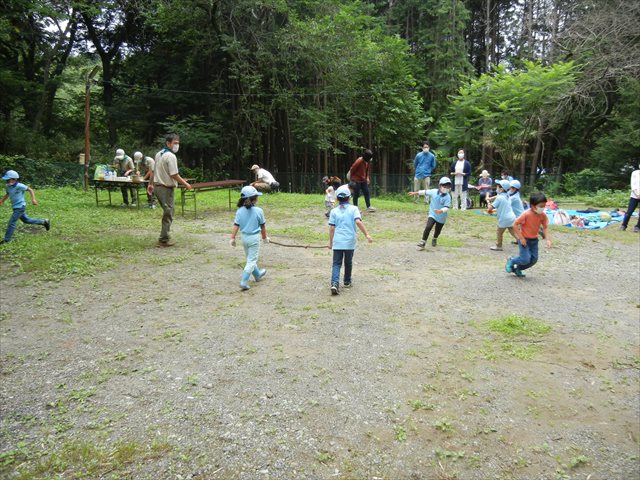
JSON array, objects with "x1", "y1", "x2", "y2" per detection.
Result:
[
  {"x1": 250, "y1": 164, "x2": 280, "y2": 193},
  {"x1": 0, "y1": 170, "x2": 50, "y2": 244},
  {"x1": 487, "y1": 179, "x2": 516, "y2": 251},
  {"x1": 408, "y1": 176, "x2": 452, "y2": 249},
  {"x1": 328, "y1": 185, "x2": 373, "y2": 295},
  {"x1": 506, "y1": 193, "x2": 552, "y2": 277},
  {"x1": 230, "y1": 186, "x2": 269, "y2": 291}
]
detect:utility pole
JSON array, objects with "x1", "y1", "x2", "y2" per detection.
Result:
[{"x1": 84, "y1": 66, "x2": 101, "y2": 191}]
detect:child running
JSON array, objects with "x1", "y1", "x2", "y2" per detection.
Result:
[
  {"x1": 328, "y1": 185, "x2": 373, "y2": 295},
  {"x1": 0, "y1": 170, "x2": 50, "y2": 244},
  {"x1": 506, "y1": 193, "x2": 552, "y2": 277},
  {"x1": 487, "y1": 179, "x2": 516, "y2": 251},
  {"x1": 230, "y1": 186, "x2": 269, "y2": 290},
  {"x1": 408, "y1": 176, "x2": 452, "y2": 249}
]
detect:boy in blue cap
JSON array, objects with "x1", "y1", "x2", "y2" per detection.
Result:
[
  {"x1": 408, "y1": 176, "x2": 452, "y2": 249},
  {"x1": 0, "y1": 170, "x2": 49, "y2": 244},
  {"x1": 328, "y1": 185, "x2": 373, "y2": 295}
]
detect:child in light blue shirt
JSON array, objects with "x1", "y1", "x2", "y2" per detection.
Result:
[
  {"x1": 509, "y1": 180, "x2": 524, "y2": 217},
  {"x1": 488, "y1": 179, "x2": 516, "y2": 251},
  {"x1": 0, "y1": 170, "x2": 49, "y2": 244},
  {"x1": 408, "y1": 176, "x2": 452, "y2": 249},
  {"x1": 230, "y1": 186, "x2": 270, "y2": 290},
  {"x1": 328, "y1": 185, "x2": 372, "y2": 295}
]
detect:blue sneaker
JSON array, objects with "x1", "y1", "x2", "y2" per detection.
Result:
[
  {"x1": 514, "y1": 269, "x2": 526, "y2": 278},
  {"x1": 253, "y1": 268, "x2": 267, "y2": 281},
  {"x1": 505, "y1": 257, "x2": 513, "y2": 273}
]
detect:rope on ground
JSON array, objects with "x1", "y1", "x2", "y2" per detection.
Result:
[{"x1": 268, "y1": 238, "x2": 327, "y2": 249}]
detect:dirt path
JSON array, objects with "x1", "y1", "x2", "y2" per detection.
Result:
[{"x1": 1, "y1": 208, "x2": 639, "y2": 479}]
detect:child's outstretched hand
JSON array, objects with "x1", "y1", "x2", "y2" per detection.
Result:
[
  {"x1": 408, "y1": 192, "x2": 419, "y2": 197},
  {"x1": 32, "y1": 199, "x2": 38, "y2": 206},
  {"x1": 545, "y1": 239, "x2": 552, "y2": 249},
  {"x1": 365, "y1": 234, "x2": 373, "y2": 243}
]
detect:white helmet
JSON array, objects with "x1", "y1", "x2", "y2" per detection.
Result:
[
  {"x1": 133, "y1": 151, "x2": 143, "y2": 160},
  {"x1": 439, "y1": 176, "x2": 452, "y2": 185},
  {"x1": 115, "y1": 148, "x2": 125, "y2": 160},
  {"x1": 510, "y1": 179, "x2": 521, "y2": 190}
]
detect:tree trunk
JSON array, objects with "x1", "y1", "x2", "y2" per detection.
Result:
[{"x1": 529, "y1": 119, "x2": 545, "y2": 189}]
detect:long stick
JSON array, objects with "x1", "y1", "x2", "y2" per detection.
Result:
[{"x1": 268, "y1": 239, "x2": 326, "y2": 249}]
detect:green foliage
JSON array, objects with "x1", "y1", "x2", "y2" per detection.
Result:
[
  {"x1": 562, "y1": 168, "x2": 610, "y2": 195},
  {"x1": 0, "y1": 155, "x2": 84, "y2": 187},
  {"x1": 436, "y1": 61, "x2": 576, "y2": 169}
]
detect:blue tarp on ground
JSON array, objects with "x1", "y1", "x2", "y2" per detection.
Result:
[
  {"x1": 546, "y1": 209, "x2": 633, "y2": 229},
  {"x1": 476, "y1": 209, "x2": 637, "y2": 230}
]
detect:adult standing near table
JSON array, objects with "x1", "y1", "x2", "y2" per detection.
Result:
[
  {"x1": 413, "y1": 141, "x2": 437, "y2": 202},
  {"x1": 449, "y1": 148, "x2": 471, "y2": 210},
  {"x1": 620, "y1": 162, "x2": 640, "y2": 232},
  {"x1": 348, "y1": 149, "x2": 376, "y2": 212},
  {"x1": 114, "y1": 148, "x2": 136, "y2": 207},
  {"x1": 147, "y1": 134, "x2": 193, "y2": 247},
  {"x1": 250, "y1": 165, "x2": 280, "y2": 192},
  {"x1": 134, "y1": 151, "x2": 156, "y2": 209}
]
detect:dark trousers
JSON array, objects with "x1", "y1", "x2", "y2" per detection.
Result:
[
  {"x1": 352, "y1": 181, "x2": 371, "y2": 208},
  {"x1": 331, "y1": 249, "x2": 354, "y2": 286},
  {"x1": 621, "y1": 197, "x2": 640, "y2": 228},
  {"x1": 422, "y1": 217, "x2": 444, "y2": 241}
]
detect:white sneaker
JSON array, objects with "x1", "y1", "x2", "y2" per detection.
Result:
[
  {"x1": 131, "y1": 203, "x2": 137, "y2": 207},
  {"x1": 366, "y1": 206, "x2": 376, "y2": 212}
]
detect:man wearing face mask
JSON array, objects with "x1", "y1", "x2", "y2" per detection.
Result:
[
  {"x1": 147, "y1": 133, "x2": 193, "y2": 247},
  {"x1": 413, "y1": 141, "x2": 437, "y2": 202}
]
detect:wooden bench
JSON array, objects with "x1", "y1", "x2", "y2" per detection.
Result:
[{"x1": 178, "y1": 179, "x2": 245, "y2": 218}]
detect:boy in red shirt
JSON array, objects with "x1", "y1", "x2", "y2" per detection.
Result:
[{"x1": 506, "y1": 193, "x2": 552, "y2": 277}]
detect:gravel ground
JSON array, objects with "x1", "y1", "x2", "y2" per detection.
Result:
[{"x1": 1, "y1": 206, "x2": 639, "y2": 480}]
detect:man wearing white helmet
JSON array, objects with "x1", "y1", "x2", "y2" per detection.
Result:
[
  {"x1": 134, "y1": 151, "x2": 156, "y2": 208},
  {"x1": 114, "y1": 148, "x2": 136, "y2": 206},
  {"x1": 408, "y1": 176, "x2": 452, "y2": 249}
]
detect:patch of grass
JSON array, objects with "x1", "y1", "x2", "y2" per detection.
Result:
[
  {"x1": 486, "y1": 314, "x2": 551, "y2": 337},
  {"x1": 394, "y1": 425, "x2": 407, "y2": 442},
  {"x1": 434, "y1": 417, "x2": 455, "y2": 433},
  {"x1": 5, "y1": 438, "x2": 173, "y2": 479},
  {"x1": 434, "y1": 448, "x2": 465, "y2": 460}
]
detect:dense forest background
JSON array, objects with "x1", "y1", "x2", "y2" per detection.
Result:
[{"x1": 0, "y1": 0, "x2": 638, "y2": 192}]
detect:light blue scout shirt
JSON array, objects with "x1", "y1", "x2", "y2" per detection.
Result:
[
  {"x1": 418, "y1": 188, "x2": 451, "y2": 224},
  {"x1": 234, "y1": 206, "x2": 265, "y2": 235},
  {"x1": 413, "y1": 150, "x2": 437, "y2": 178},
  {"x1": 494, "y1": 192, "x2": 516, "y2": 228},
  {"x1": 5, "y1": 182, "x2": 28, "y2": 209},
  {"x1": 329, "y1": 202, "x2": 361, "y2": 250},
  {"x1": 510, "y1": 192, "x2": 524, "y2": 217}
]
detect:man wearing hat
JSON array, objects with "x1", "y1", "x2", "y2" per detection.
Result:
[
  {"x1": 250, "y1": 164, "x2": 280, "y2": 193},
  {"x1": 113, "y1": 148, "x2": 136, "y2": 206},
  {"x1": 476, "y1": 170, "x2": 493, "y2": 207}
]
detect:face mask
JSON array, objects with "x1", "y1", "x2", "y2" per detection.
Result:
[
  {"x1": 172, "y1": 144, "x2": 180, "y2": 153},
  {"x1": 423, "y1": 147, "x2": 429, "y2": 153},
  {"x1": 536, "y1": 207, "x2": 545, "y2": 214},
  {"x1": 458, "y1": 153, "x2": 464, "y2": 159},
  {"x1": 441, "y1": 187, "x2": 450, "y2": 194}
]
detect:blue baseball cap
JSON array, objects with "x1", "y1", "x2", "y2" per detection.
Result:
[
  {"x1": 2, "y1": 170, "x2": 19, "y2": 180},
  {"x1": 240, "y1": 185, "x2": 262, "y2": 198}
]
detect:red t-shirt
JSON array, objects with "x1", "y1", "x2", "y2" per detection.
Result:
[
  {"x1": 515, "y1": 209, "x2": 548, "y2": 239},
  {"x1": 349, "y1": 157, "x2": 369, "y2": 182}
]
